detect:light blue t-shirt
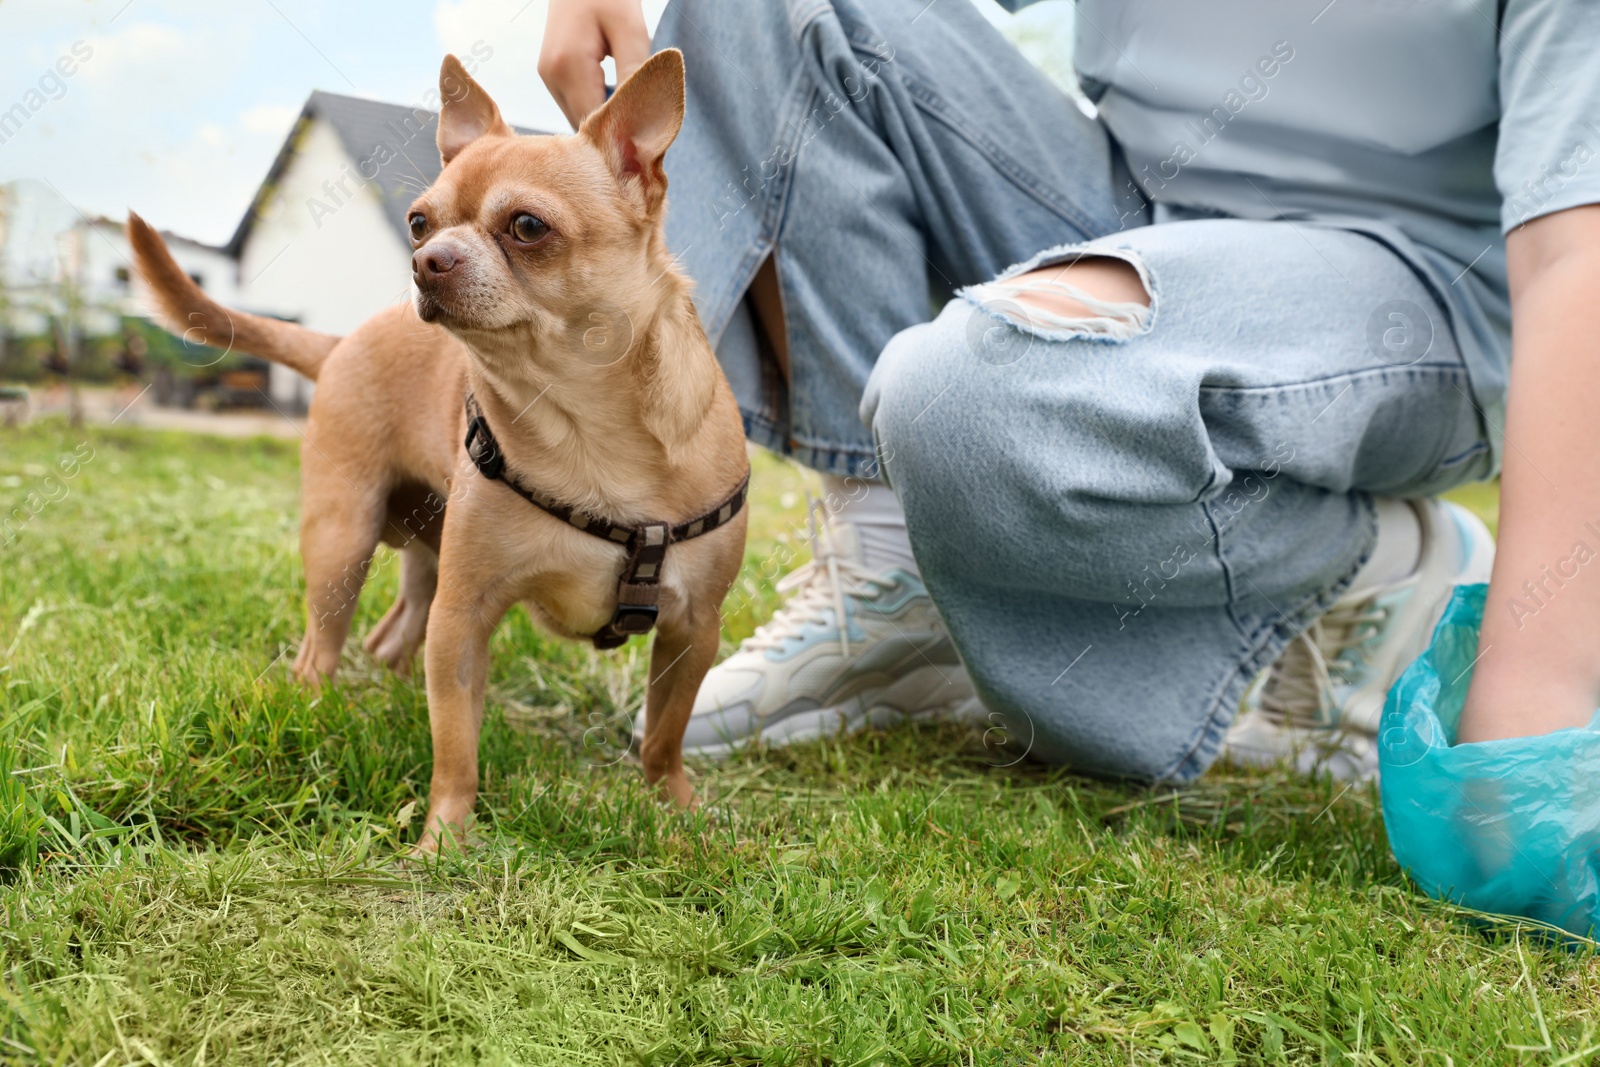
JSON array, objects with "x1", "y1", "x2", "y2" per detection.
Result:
[{"x1": 1043, "y1": 0, "x2": 1600, "y2": 460}]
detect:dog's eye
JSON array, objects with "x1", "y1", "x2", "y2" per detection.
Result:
[
  {"x1": 408, "y1": 214, "x2": 427, "y2": 242},
  {"x1": 511, "y1": 214, "x2": 549, "y2": 244}
]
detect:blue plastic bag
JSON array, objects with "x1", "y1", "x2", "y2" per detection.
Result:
[{"x1": 1380, "y1": 583, "x2": 1600, "y2": 937}]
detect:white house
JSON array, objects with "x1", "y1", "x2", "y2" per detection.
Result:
[
  {"x1": 4, "y1": 1, "x2": 1074, "y2": 404},
  {"x1": 86, "y1": 215, "x2": 244, "y2": 334},
  {"x1": 2, "y1": 91, "x2": 540, "y2": 410},
  {"x1": 0, "y1": 178, "x2": 240, "y2": 349},
  {"x1": 226, "y1": 91, "x2": 540, "y2": 408}
]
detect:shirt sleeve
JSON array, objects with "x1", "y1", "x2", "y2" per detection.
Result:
[{"x1": 1495, "y1": 0, "x2": 1600, "y2": 233}]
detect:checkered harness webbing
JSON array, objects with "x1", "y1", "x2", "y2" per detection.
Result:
[{"x1": 463, "y1": 392, "x2": 749, "y2": 649}]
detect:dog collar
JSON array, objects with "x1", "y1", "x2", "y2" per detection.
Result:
[{"x1": 463, "y1": 392, "x2": 749, "y2": 649}]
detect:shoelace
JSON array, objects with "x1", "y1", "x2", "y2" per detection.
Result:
[
  {"x1": 1259, "y1": 593, "x2": 1393, "y2": 729},
  {"x1": 742, "y1": 498, "x2": 891, "y2": 658}
]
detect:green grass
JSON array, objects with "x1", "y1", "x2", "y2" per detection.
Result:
[{"x1": 0, "y1": 419, "x2": 1595, "y2": 1065}]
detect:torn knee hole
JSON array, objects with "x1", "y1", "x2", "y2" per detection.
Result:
[{"x1": 970, "y1": 253, "x2": 1152, "y2": 340}]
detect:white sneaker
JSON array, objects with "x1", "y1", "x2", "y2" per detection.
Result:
[
  {"x1": 1223, "y1": 498, "x2": 1495, "y2": 780},
  {"x1": 635, "y1": 503, "x2": 978, "y2": 757}
]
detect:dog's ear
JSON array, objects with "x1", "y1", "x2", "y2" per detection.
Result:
[
  {"x1": 578, "y1": 48, "x2": 685, "y2": 215},
  {"x1": 437, "y1": 55, "x2": 512, "y2": 165}
]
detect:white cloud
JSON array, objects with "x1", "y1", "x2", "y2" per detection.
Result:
[
  {"x1": 241, "y1": 102, "x2": 300, "y2": 136},
  {"x1": 6, "y1": 0, "x2": 1059, "y2": 256},
  {"x1": 72, "y1": 21, "x2": 194, "y2": 91},
  {"x1": 0, "y1": 14, "x2": 302, "y2": 244},
  {"x1": 433, "y1": 0, "x2": 565, "y2": 132}
]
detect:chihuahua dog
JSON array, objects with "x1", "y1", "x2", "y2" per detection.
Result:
[{"x1": 129, "y1": 49, "x2": 749, "y2": 847}]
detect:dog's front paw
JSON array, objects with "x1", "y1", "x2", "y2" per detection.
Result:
[
  {"x1": 291, "y1": 643, "x2": 335, "y2": 687},
  {"x1": 412, "y1": 802, "x2": 478, "y2": 858},
  {"x1": 651, "y1": 770, "x2": 698, "y2": 810}
]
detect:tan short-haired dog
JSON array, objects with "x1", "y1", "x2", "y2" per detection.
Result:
[{"x1": 129, "y1": 50, "x2": 749, "y2": 847}]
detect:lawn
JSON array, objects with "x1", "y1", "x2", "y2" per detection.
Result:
[{"x1": 1, "y1": 419, "x2": 1594, "y2": 1066}]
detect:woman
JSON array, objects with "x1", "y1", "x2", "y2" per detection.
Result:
[{"x1": 537, "y1": 0, "x2": 1600, "y2": 777}]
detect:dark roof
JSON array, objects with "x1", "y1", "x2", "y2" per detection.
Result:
[{"x1": 226, "y1": 90, "x2": 545, "y2": 256}]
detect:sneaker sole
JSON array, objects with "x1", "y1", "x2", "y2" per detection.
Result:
[
  {"x1": 1222, "y1": 710, "x2": 1381, "y2": 780},
  {"x1": 636, "y1": 664, "x2": 981, "y2": 760}
]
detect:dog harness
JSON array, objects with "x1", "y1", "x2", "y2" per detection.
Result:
[{"x1": 463, "y1": 393, "x2": 749, "y2": 649}]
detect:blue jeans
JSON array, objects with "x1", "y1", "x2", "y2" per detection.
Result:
[{"x1": 656, "y1": 0, "x2": 1493, "y2": 781}]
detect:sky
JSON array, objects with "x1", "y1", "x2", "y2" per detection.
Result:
[
  {"x1": 0, "y1": 0, "x2": 672, "y2": 245},
  {"x1": 0, "y1": 0, "x2": 1069, "y2": 247}
]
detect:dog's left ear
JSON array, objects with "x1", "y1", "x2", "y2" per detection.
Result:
[
  {"x1": 437, "y1": 55, "x2": 513, "y2": 165},
  {"x1": 579, "y1": 48, "x2": 685, "y2": 215}
]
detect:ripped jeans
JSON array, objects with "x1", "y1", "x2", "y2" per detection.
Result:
[{"x1": 656, "y1": 0, "x2": 1493, "y2": 780}]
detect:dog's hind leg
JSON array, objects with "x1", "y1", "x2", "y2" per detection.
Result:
[
  {"x1": 364, "y1": 543, "x2": 438, "y2": 676},
  {"x1": 294, "y1": 495, "x2": 387, "y2": 686}
]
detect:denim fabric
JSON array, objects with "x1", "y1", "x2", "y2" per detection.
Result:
[
  {"x1": 864, "y1": 221, "x2": 1490, "y2": 781},
  {"x1": 656, "y1": 0, "x2": 1144, "y2": 477},
  {"x1": 656, "y1": 0, "x2": 1492, "y2": 781}
]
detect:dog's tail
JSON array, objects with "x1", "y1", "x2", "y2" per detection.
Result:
[{"x1": 127, "y1": 212, "x2": 341, "y2": 381}]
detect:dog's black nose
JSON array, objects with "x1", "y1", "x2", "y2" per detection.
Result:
[{"x1": 413, "y1": 246, "x2": 457, "y2": 280}]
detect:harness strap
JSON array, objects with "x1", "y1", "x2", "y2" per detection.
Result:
[{"x1": 463, "y1": 392, "x2": 749, "y2": 648}]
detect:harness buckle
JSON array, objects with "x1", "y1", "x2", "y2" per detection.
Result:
[
  {"x1": 464, "y1": 415, "x2": 504, "y2": 480},
  {"x1": 606, "y1": 602, "x2": 659, "y2": 636}
]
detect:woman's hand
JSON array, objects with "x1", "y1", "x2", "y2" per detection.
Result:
[
  {"x1": 1457, "y1": 205, "x2": 1600, "y2": 743},
  {"x1": 539, "y1": 0, "x2": 652, "y2": 129}
]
